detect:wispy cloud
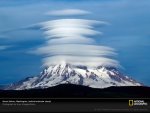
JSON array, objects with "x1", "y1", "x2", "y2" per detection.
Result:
[
  {"x1": 0, "y1": 45, "x2": 10, "y2": 50},
  {"x1": 45, "y1": 9, "x2": 90, "y2": 16}
]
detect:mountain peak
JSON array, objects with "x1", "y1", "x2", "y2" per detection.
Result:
[{"x1": 6, "y1": 62, "x2": 142, "y2": 90}]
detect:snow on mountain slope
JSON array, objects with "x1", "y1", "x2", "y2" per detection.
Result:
[{"x1": 6, "y1": 62, "x2": 142, "y2": 90}]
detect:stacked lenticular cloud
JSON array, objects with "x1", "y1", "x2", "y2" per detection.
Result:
[{"x1": 34, "y1": 9, "x2": 120, "y2": 68}]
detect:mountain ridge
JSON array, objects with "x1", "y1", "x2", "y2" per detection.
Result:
[{"x1": 5, "y1": 62, "x2": 142, "y2": 90}]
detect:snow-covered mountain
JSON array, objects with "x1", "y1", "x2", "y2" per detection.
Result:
[{"x1": 6, "y1": 62, "x2": 142, "y2": 90}]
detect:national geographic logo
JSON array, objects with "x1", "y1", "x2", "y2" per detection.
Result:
[
  {"x1": 129, "y1": 100, "x2": 134, "y2": 107},
  {"x1": 129, "y1": 100, "x2": 148, "y2": 107}
]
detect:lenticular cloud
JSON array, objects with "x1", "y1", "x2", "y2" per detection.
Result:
[
  {"x1": 34, "y1": 9, "x2": 120, "y2": 68},
  {"x1": 46, "y1": 9, "x2": 90, "y2": 16}
]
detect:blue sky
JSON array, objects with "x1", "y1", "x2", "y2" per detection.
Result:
[{"x1": 0, "y1": 0, "x2": 150, "y2": 85}]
